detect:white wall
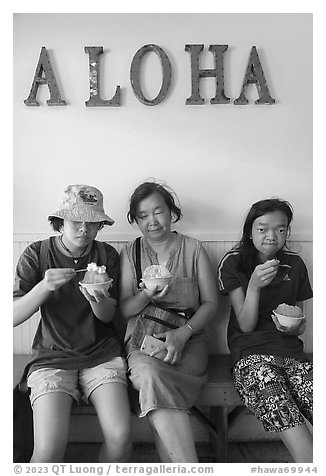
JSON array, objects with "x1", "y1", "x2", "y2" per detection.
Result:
[{"x1": 13, "y1": 13, "x2": 312, "y2": 241}]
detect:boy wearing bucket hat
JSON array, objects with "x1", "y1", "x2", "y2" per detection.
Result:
[{"x1": 13, "y1": 185, "x2": 132, "y2": 463}]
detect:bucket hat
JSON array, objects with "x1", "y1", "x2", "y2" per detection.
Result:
[{"x1": 48, "y1": 184, "x2": 114, "y2": 225}]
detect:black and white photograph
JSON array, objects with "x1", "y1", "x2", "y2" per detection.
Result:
[{"x1": 10, "y1": 5, "x2": 319, "y2": 473}]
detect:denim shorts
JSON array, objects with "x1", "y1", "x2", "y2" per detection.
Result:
[{"x1": 27, "y1": 357, "x2": 128, "y2": 406}]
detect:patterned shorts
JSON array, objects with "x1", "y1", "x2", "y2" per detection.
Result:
[{"x1": 232, "y1": 354, "x2": 313, "y2": 432}]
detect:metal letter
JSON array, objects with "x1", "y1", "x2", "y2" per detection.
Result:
[
  {"x1": 234, "y1": 46, "x2": 275, "y2": 105},
  {"x1": 85, "y1": 46, "x2": 120, "y2": 107},
  {"x1": 130, "y1": 44, "x2": 171, "y2": 106},
  {"x1": 185, "y1": 44, "x2": 230, "y2": 105},
  {"x1": 24, "y1": 47, "x2": 66, "y2": 106}
]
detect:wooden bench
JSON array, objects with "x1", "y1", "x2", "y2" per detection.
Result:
[
  {"x1": 13, "y1": 351, "x2": 313, "y2": 462},
  {"x1": 191, "y1": 354, "x2": 244, "y2": 462},
  {"x1": 14, "y1": 352, "x2": 244, "y2": 462}
]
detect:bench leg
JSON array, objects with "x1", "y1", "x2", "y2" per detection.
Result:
[{"x1": 210, "y1": 406, "x2": 228, "y2": 463}]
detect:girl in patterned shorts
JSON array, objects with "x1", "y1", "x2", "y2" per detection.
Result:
[{"x1": 218, "y1": 198, "x2": 313, "y2": 463}]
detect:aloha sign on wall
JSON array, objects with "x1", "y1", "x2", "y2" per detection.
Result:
[{"x1": 24, "y1": 44, "x2": 275, "y2": 107}]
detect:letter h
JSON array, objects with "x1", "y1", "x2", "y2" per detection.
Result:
[{"x1": 185, "y1": 44, "x2": 230, "y2": 105}]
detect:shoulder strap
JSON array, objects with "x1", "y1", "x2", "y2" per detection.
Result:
[
  {"x1": 39, "y1": 238, "x2": 50, "y2": 277},
  {"x1": 96, "y1": 241, "x2": 108, "y2": 266},
  {"x1": 135, "y1": 237, "x2": 142, "y2": 287}
]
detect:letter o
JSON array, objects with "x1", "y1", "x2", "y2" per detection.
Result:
[{"x1": 130, "y1": 44, "x2": 172, "y2": 106}]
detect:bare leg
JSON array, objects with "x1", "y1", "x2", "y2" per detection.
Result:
[
  {"x1": 90, "y1": 383, "x2": 132, "y2": 462},
  {"x1": 147, "y1": 409, "x2": 198, "y2": 463},
  {"x1": 279, "y1": 424, "x2": 313, "y2": 463},
  {"x1": 30, "y1": 392, "x2": 73, "y2": 462}
]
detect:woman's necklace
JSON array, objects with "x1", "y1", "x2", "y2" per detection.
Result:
[{"x1": 59, "y1": 235, "x2": 89, "y2": 264}]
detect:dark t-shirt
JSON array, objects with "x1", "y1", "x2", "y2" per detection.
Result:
[
  {"x1": 14, "y1": 237, "x2": 123, "y2": 382},
  {"x1": 218, "y1": 250, "x2": 313, "y2": 366}
]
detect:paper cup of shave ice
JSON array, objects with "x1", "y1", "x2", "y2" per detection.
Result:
[
  {"x1": 79, "y1": 262, "x2": 113, "y2": 297},
  {"x1": 272, "y1": 303, "x2": 304, "y2": 330},
  {"x1": 79, "y1": 279, "x2": 113, "y2": 297},
  {"x1": 141, "y1": 265, "x2": 172, "y2": 292}
]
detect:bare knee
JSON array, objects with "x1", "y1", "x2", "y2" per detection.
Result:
[
  {"x1": 100, "y1": 425, "x2": 132, "y2": 462},
  {"x1": 104, "y1": 422, "x2": 131, "y2": 449}
]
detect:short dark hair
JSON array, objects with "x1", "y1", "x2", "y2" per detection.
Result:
[
  {"x1": 235, "y1": 198, "x2": 294, "y2": 274},
  {"x1": 127, "y1": 182, "x2": 183, "y2": 224},
  {"x1": 48, "y1": 217, "x2": 106, "y2": 232},
  {"x1": 48, "y1": 217, "x2": 64, "y2": 232}
]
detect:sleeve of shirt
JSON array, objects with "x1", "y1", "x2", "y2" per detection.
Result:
[
  {"x1": 13, "y1": 241, "x2": 42, "y2": 299},
  {"x1": 218, "y1": 252, "x2": 242, "y2": 295},
  {"x1": 296, "y1": 256, "x2": 313, "y2": 301},
  {"x1": 104, "y1": 244, "x2": 120, "y2": 301}
]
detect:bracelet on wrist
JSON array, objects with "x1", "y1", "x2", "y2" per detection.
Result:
[{"x1": 185, "y1": 322, "x2": 193, "y2": 334}]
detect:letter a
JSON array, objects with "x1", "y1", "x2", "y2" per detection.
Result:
[
  {"x1": 24, "y1": 47, "x2": 66, "y2": 106},
  {"x1": 234, "y1": 46, "x2": 275, "y2": 105}
]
